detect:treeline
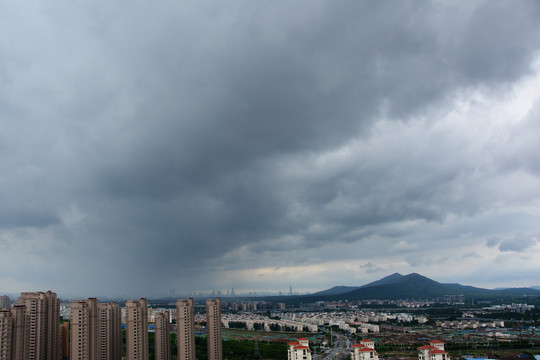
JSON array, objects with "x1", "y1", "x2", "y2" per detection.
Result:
[
  {"x1": 473, "y1": 309, "x2": 540, "y2": 322},
  {"x1": 445, "y1": 340, "x2": 539, "y2": 350},
  {"x1": 376, "y1": 340, "x2": 540, "y2": 353},
  {"x1": 146, "y1": 332, "x2": 287, "y2": 360},
  {"x1": 221, "y1": 339, "x2": 287, "y2": 360}
]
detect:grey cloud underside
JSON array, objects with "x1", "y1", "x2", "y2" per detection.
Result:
[
  {"x1": 499, "y1": 238, "x2": 538, "y2": 253},
  {"x1": 1, "y1": 0, "x2": 540, "y2": 293}
]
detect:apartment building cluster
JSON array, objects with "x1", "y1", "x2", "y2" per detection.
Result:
[
  {"x1": 278, "y1": 310, "x2": 426, "y2": 332},
  {"x1": 436, "y1": 319, "x2": 505, "y2": 330},
  {"x1": 319, "y1": 299, "x2": 436, "y2": 309},
  {"x1": 483, "y1": 303, "x2": 535, "y2": 313},
  {"x1": 225, "y1": 301, "x2": 287, "y2": 311},
  {"x1": 0, "y1": 291, "x2": 60, "y2": 360},
  {"x1": 222, "y1": 312, "x2": 318, "y2": 333},
  {"x1": 0, "y1": 292, "x2": 224, "y2": 360},
  {"x1": 278, "y1": 311, "x2": 385, "y2": 335},
  {"x1": 75, "y1": 297, "x2": 223, "y2": 360}
]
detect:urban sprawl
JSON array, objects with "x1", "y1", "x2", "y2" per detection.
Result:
[{"x1": 0, "y1": 291, "x2": 538, "y2": 360}]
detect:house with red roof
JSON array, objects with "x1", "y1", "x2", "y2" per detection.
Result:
[
  {"x1": 418, "y1": 340, "x2": 449, "y2": 360},
  {"x1": 351, "y1": 340, "x2": 379, "y2": 360},
  {"x1": 288, "y1": 338, "x2": 312, "y2": 360}
]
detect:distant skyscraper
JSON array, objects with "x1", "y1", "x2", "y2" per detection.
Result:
[
  {"x1": 154, "y1": 311, "x2": 171, "y2": 360},
  {"x1": 176, "y1": 298, "x2": 195, "y2": 360},
  {"x1": 0, "y1": 296, "x2": 10, "y2": 309},
  {"x1": 206, "y1": 298, "x2": 222, "y2": 360},
  {"x1": 125, "y1": 298, "x2": 148, "y2": 360},
  {"x1": 17, "y1": 291, "x2": 59, "y2": 360}
]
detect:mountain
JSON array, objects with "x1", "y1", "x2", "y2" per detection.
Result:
[
  {"x1": 360, "y1": 272, "x2": 405, "y2": 288},
  {"x1": 340, "y1": 273, "x2": 452, "y2": 300},
  {"x1": 312, "y1": 273, "x2": 406, "y2": 296},
  {"x1": 312, "y1": 286, "x2": 360, "y2": 296},
  {"x1": 309, "y1": 273, "x2": 540, "y2": 302}
]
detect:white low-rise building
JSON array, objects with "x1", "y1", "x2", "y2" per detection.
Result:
[
  {"x1": 288, "y1": 338, "x2": 312, "y2": 360},
  {"x1": 351, "y1": 339, "x2": 378, "y2": 360},
  {"x1": 418, "y1": 340, "x2": 449, "y2": 360}
]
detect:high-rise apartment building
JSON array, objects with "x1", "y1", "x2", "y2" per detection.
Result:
[
  {"x1": 0, "y1": 310, "x2": 13, "y2": 360},
  {"x1": 17, "y1": 291, "x2": 59, "y2": 360},
  {"x1": 125, "y1": 298, "x2": 148, "y2": 360},
  {"x1": 59, "y1": 321, "x2": 69, "y2": 360},
  {"x1": 176, "y1": 298, "x2": 195, "y2": 360},
  {"x1": 70, "y1": 299, "x2": 121, "y2": 360},
  {"x1": 11, "y1": 305, "x2": 28, "y2": 360},
  {"x1": 97, "y1": 302, "x2": 121, "y2": 360},
  {"x1": 70, "y1": 300, "x2": 92, "y2": 360},
  {"x1": 206, "y1": 298, "x2": 222, "y2": 360},
  {"x1": 154, "y1": 312, "x2": 170, "y2": 360},
  {"x1": 0, "y1": 296, "x2": 10, "y2": 310},
  {"x1": 0, "y1": 305, "x2": 29, "y2": 360}
]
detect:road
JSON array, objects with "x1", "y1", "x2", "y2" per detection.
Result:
[{"x1": 315, "y1": 331, "x2": 350, "y2": 360}]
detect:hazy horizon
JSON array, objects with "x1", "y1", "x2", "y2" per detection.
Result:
[{"x1": 1, "y1": 1, "x2": 540, "y2": 298}]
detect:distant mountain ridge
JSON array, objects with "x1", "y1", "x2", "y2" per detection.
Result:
[
  {"x1": 313, "y1": 285, "x2": 360, "y2": 296},
  {"x1": 309, "y1": 273, "x2": 540, "y2": 301},
  {"x1": 360, "y1": 272, "x2": 406, "y2": 288}
]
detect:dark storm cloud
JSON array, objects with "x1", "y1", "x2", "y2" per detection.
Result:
[
  {"x1": 499, "y1": 238, "x2": 537, "y2": 253},
  {"x1": 486, "y1": 237, "x2": 501, "y2": 248},
  {"x1": 360, "y1": 263, "x2": 384, "y2": 274},
  {"x1": 1, "y1": 0, "x2": 540, "y2": 295},
  {"x1": 457, "y1": 1, "x2": 540, "y2": 82}
]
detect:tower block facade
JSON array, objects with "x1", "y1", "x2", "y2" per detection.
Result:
[
  {"x1": 206, "y1": 298, "x2": 223, "y2": 360},
  {"x1": 17, "y1": 291, "x2": 59, "y2": 360},
  {"x1": 125, "y1": 298, "x2": 148, "y2": 360},
  {"x1": 176, "y1": 299, "x2": 195, "y2": 360},
  {"x1": 154, "y1": 311, "x2": 171, "y2": 360}
]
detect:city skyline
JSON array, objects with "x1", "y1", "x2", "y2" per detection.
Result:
[{"x1": 1, "y1": 1, "x2": 540, "y2": 298}]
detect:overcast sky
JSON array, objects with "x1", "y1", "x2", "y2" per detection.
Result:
[{"x1": 1, "y1": 1, "x2": 540, "y2": 298}]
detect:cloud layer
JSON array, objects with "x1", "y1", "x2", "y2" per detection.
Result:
[{"x1": 1, "y1": 1, "x2": 540, "y2": 297}]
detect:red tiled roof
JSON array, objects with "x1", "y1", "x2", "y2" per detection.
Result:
[
  {"x1": 429, "y1": 350, "x2": 448, "y2": 354},
  {"x1": 353, "y1": 344, "x2": 366, "y2": 348},
  {"x1": 288, "y1": 342, "x2": 300, "y2": 346},
  {"x1": 293, "y1": 346, "x2": 310, "y2": 350},
  {"x1": 418, "y1": 345, "x2": 437, "y2": 350},
  {"x1": 358, "y1": 348, "x2": 376, "y2": 352},
  {"x1": 362, "y1": 339, "x2": 374, "y2": 342},
  {"x1": 298, "y1": 338, "x2": 309, "y2": 341},
  {"x1": 430, "y1": 340, "x2": 444, "y2": 344}
]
